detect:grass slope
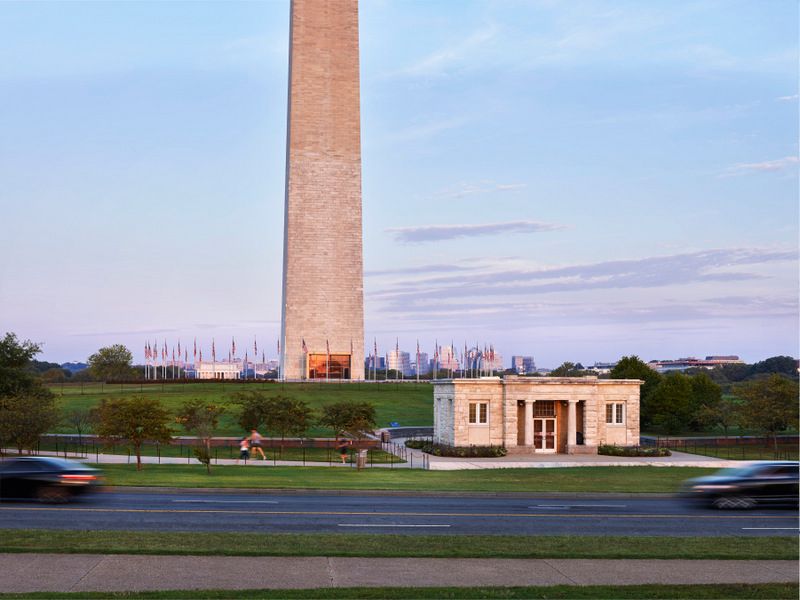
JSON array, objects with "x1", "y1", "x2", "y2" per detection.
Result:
[
  {"x1": 1, "y1": 530, "x2": 796, "y2": 560},
  {"x1": 97, "y1": 464, "x2": 713, "y2": 492},
  {"x1": 51, "y1": 382, "x2": 432, "y2": 436}
]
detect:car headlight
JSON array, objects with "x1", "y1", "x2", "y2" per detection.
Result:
[{"x1": 692, "y1": 484, "x2": 736, "y2": 491}]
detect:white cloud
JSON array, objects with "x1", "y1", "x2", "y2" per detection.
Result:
[
  {"x1": 776, "y1": 94, "x2": 799, "y2": 102},
  {"x1": 724, "y1": 156, "x2": 799, "y2": 176},
  {"x1": 386, "y1": 220, "x2": 565, "y2": 243},
  {"x1": 431, "y1": 180, "x2": 528, "y2": 199},
  {"x1": 396, "y1": 24, "x2": 498, "y2": 78}
]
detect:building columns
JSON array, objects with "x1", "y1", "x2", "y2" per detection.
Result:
[
  {"x1": 566, "y1": 399, "x2": 577, "y2": 454},
  {"x1": 524, "y1": 401, "x2": 534, "y2": 447}
]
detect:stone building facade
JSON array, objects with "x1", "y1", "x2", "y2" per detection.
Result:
[
  {"x1": 280, "y1": 0, "x2": 365, "y2": 380},
  {"x1": 433, "y1": 376, "x2": 641, "y2": 454}
]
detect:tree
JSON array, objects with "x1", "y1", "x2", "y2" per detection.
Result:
[
  {"x1": 65, "y1": 408, "x2": 93, "y2": 446},
  {"x1": 647, "y1": 372, "x2": 694, "y2": 434},
  {"x1": 735, "y1": 375, "x2": 799, "y2": 453},
  {"x1": 0, "y1": 333, "x2": 59, "y2": 453},
  {"x1": 176, "y1": 399, "x2": 225, "y2": 474},
  {"x1": 42, "y1": 367, "x2": 68, "y2": 383},
  {"x1": 609, "y1": 356, "x2": 662, "y2": 429},
  {"x1": 91, "y1": 396, "x2": 173, "y2": 470},
  {"x1": 88, "y1": 344, "x2": 134, "y2": 382},
  {"x1": 318, "y1": 400, "x2": 377, "y2": 441},
  {"x1": 263, "y1": 396, "x2": 314, "y2": 454},
  {"x1": 696, "y1": 396, "x2": 740, "y2": 438},
  {"x1": 550, "y1": 362, "x2": 586, "y2": 377},
  {"x1": 688, "y1": 371, "x2": 722, "y2": 430},
  {"x1": 231, "y1": 390, "x2": 270, "y2": 431},
  {"x1": 750, "y1": 356, "x2": 798, "y2": 379}
]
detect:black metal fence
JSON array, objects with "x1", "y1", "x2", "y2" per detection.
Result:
[{"x1": 643, "y1": 435, "x2": 798, "y2": 461}]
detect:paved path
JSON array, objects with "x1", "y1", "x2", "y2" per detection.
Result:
[{"x1": 1, "y1": 555, "x2": 796, "y2": 592}]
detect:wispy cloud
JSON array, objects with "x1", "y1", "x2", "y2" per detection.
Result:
[
  {"x1": 723, "y1": 156, "x2": 799, "y2": 176},
  {"x1": 386, "y1": 220, "x2": 565, "y2": 243},
  {"x1": 369, "y1": 248, "x2": 798, "y2": 304},
  {"x1": 397, "y1": 25, "x2": 498, "y2": 78},
  {"x1": 776, "y1": 94, "x2": 799, "y2": 102},
  {"x1": 430, "y1": 180, "x2": 527, "y2": 200},
  {"x1": 387, "y1": 115, "x2": 471, "y2": 143}
]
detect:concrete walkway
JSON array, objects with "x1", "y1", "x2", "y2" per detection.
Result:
[{"x1": 1, "y1": 555, "x2": 796, "y2": 592}]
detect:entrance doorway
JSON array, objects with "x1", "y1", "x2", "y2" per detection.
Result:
[{"x1": 533, "y1": 418, "x2": 556, "y2": 453}]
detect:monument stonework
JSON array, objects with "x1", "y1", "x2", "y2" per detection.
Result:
[{"x1": 280, "y1": 0, "x2": 365, "y2": 380}]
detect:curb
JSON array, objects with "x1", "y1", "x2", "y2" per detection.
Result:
[{"x1": 103, "y1": 486, "x2": 676, "y2": 499}]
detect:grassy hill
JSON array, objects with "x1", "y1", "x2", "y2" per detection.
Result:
[{"x1": 50, "y1": 381, "x2": 433, "y2": 437}]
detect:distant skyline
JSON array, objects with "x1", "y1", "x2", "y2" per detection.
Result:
[{"x1": 1, "y1": 0, "x2": 797, "y2": 368}]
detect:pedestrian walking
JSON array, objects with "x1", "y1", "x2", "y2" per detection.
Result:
[
  {"x1": 236, "y1": 437, "x2": 250, "y2": 464},
  {"x1": 337, "y1": 440, "x2": 351, "y2": 464},
  {"x1": 249, "y1": 429, "x2": 267, "y2": 460}
]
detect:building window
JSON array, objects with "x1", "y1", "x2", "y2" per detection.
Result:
[
  {"x1": 533, "y1": 401, "x2": 555, "y2": 417},
  {"x1": 606, "y1": 403, "x2": 624, "y2": 424},
  {"x1": 469, "y1": 402, "x2": 488, "y2": 424}
]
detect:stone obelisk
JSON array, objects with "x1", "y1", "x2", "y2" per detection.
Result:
[{"x1": 280, "y1": 0, "x2": 365, "y2": 380}]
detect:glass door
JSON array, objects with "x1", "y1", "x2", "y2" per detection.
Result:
[{"x1": 533, "y1": 418, "x2": 556, "y2": 453}]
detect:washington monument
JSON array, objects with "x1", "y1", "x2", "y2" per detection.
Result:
[{"x1": 280, "y1": 0, "x2": 365, "y2": 380}]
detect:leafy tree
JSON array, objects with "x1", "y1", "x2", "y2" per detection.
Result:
[
  {"x1": 318, "y1": 400, "x2": 377, "y2": 441},
  {"x1": 65, "y1": 408, "x2": 93, "y2": 446},
  {"x1": 647, "y1": 372, "x2": 695, "y2": 434},
  {"x1": 695, "y1": 396, "x2": 740, "y2": 438},
  {"x1": 91, "y1": 396, "x2": 173, "y2": 471},
  {"x1": 735, "y1": 375, "x2": 799, "y2": 453},
  {"x1": 231, "y1": 390, "x2": 270, "y2": 431},
  {"x1": 609, "y1": 356, "x2": 662, "y2": 428},
  {"x1": 88, "y1": 344, "x2": 135, "y2": 382},
  {"x1": 550, "y1": 362, "x2": 586, "y2": 377},
  {"x1": 750, "y1": 356, "x2": 798, "y2": 379},
  {"x1": 42, "y1": 367, "x2": 68, "y2": 383},
  {"x1": 263, "y1": 396, "x2": 314, "y2": 453},
  {"x1": 176, "y1": 399, "x2": 225, "y2": 474},
  {"x1": 687, "y1": 371, "x2": 722, "y2": 430},
  {"x1": 0, "y1": 333, "x2": 59, "y2": 453}
]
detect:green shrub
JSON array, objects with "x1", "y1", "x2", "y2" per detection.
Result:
[
  {"x1": 598, "y1": 445, "x2": 671, "y2": 457},
  {"x1": 404, "y1": 439, "x2": 507, "y2": 457}
]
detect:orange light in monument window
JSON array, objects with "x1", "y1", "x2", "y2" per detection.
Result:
[{"x1": 307, "y1": 354, "x2": 352, "y2": 380}]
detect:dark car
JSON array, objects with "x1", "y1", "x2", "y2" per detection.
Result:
[
  {"x1": 681, "y1": 461, "x2": 799, "y2": 509},
  {"x1": 0, "y1": 457, "x2": 103, "y2": 502}
]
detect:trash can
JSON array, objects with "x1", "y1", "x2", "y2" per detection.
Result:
[
  {"x1": 381, "y1": 431, "x2": 390, "y2": 443},
  {"x1": 356, "y1": 449, "x2": 368, "y2": 470}
]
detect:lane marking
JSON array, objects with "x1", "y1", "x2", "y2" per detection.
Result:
[
  {"x1": 171, "y1": 500, "x2": 279, "y2": 504},
  {"x1": 742, "y1": 527, "x2": 800, "y2": 530},
  {"x1": 0, "y1": 506, "x2": 794, "y2": 520},
  {"x1": 338, "y1": 524, "x2": 451, "y2": 528},
  {"x1": 531, "y1": 504, "x2": 628, "y2": 509}
]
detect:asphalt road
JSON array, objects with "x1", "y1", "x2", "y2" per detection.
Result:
[{"x1": 0, "y1": 490, "x2": 797, "y2": 536}]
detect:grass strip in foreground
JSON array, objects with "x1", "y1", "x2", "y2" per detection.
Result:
[
  {"x1": 1, "y1": 530, "x2": 796, "y2": 560},
  {"x1": 0, "y1": 584, "x2": 797, "y2": 599},
  {"x1": 96, "y1": 464, "x2": 715, "y2": 493}
]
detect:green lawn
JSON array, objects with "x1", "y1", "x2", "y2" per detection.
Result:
[
  {"x1": 0, "y1": 585, "x2": 796, "y2": 599},
  {"x1": 97, "y1": 464, "x2": 713, "y2": 492},
  {"x1": 51, "y1": 381, "x2": 432, "y2": 437},
  {"x1": 1, "y1": 530, "x2": 795, "y2": 560}
]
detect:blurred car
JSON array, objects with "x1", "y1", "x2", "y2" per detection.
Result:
[
  {"x1": 681, "y1": 461, "x2": 799, "y2": 509},
  {"x1": 0, "y1": 456, "x2": 103, "y2": 503}
]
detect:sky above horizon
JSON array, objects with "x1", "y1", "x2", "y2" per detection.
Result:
[{"x1": 1, "y1": 0, "x2": 797, "y2": 369}]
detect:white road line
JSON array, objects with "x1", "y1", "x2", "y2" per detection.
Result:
[
  {"x1": 171, "y1": 500, "x2": 279, "y2": 504},
  {"x1": 531, "y1": 504, "x2": 628, "y2": 509},
  {"x1": 741, "y1": 527, "x2": 800, "y2": 530},
  {"x1": 338, "y1": 524, "x2": 451, "y2": 528}
]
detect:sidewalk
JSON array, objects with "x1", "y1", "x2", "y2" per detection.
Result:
[{"x1": 1, "y1": 555, "x2": 796, "y2": 592}]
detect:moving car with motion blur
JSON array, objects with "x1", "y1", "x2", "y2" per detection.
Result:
[
  {"x1": 0, "y1": 457, "x2": 102, "y2": 502},
  {"x1": 681, "y1": 461, "x2": 799, "y2": 509}
]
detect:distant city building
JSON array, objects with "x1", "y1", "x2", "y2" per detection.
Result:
[
  {"x1": 388, "y1": 350, "x2": 412, "y2": 376},
  {"x1": 511, "y1": 356, "x2": 536, "y2": 374},
  {"x1": 411, "y1": 352, "x2": 430, "y2": 375},
  {"x1": 648, "y1": 356, "x2": 743, "y2": 373},
  {"x1": 484, "y1": 352, "x2": 504, "y2": 372},
  {"x1": 588, "y1": 362, "x2": 618, "y2": 375},
  {"x1": 438, "y1": 345, "x2": 460, "y2": 372},
  {"x1": 365, "y1": 355, "x2": 385, "y2": 372}
]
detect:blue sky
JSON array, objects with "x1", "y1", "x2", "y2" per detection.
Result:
[{"x1": 0, "y1": 0, "x2": 797, "y2": 368}]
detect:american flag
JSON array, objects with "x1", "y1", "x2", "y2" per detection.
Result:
[
  {"x1": 254, "y1": 336, "x2": 258, "y2": 355},
  {"x1": 231, "y1": 337, "x2": 236, "y2": 357},
  {"x1": 199, "y1": 349, "x2": 203, "y2": 362},
  {"x1": 177, "y1": 340, "x2": 181, "y2": 357},
  {"x1": 212, "y1": 339, "x2": 216, "y2": 362},
  {"x1": 326, "y1": 339, "x2": 330, "y2": 357},
  {"x1": 302, "y1": 338, "x2": 307, "y2": 353},
  {"x1": 193, "y1": 338, "x2": 197, "y2": 362}
]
